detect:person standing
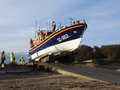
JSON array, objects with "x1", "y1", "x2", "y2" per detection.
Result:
[
  {"x1": 29, "y1": 38, "x2": 34, "y2": 48},
  {"x1": 39, "y1": 31, "x2": 44, "y2": 41},
  {"x1": 20, "y1": 56, "x2": 25, "y2": 65},
  {"x1": 52, "y1": 21, "x2": 56, "y2": 32},
  {"x1": 71, "y1": 20, "x2": 75, "y2": 25},
  {"x1": 0, "y1": 51, "x2": 6, "y2": 67},
  {"x1": 10, "y1": 52, "x2": 15, "y2": 63},
  {"x1": 76, "y1": 20, "x2": 80, "y2": 24}
]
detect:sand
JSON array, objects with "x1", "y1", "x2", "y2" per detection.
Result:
[{"x1": 0, "y1": 69, "x2": 120, "y2": 90}]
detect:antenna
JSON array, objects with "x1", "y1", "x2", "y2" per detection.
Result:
[
  {"x1": 39, "y1": 19, "x2": 42, "y2": 30},
  {"x1": 49, "y1": 22, "x2": 50, "y2": 30},
  {"x1": 39, "y1": 26, "x2": 40, "y2": 30},
  {"x1": 47, "y1": 22, "x2": 48, "y2": 30},
  {"x1": 35, "y1": 20, "x2": 37, "y2": 38}
]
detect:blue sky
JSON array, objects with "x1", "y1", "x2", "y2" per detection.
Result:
[{"x1": 0, "y1": 0, "x2": 120, "y2": 53}]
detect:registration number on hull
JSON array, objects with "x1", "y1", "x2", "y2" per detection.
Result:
[{"x1": 57, "y1": 34, "x2": 69, "y2": 42}]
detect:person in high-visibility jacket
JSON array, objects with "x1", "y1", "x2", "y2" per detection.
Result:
[
  {"x1": 10, "y1": 52, "x2": 15, "y2": 63},
  {"x1": 0, "y1": 51, "x2": 6, "y2": 67},
  {"x1": 20, "y1": 56, "x2": 25, "y2": 65}
]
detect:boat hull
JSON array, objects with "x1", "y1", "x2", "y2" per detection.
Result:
[{"x1": 29, "y1": 24, "x2": 87, "y2": 61}]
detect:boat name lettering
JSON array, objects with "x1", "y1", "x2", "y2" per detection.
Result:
[{"x1": 57, "y1": 34, "x2": 69, "y2": 42}]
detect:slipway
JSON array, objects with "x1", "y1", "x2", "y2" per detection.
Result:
[{"x1": 39, "y1": 63, "x2": 120, "y2": 83}]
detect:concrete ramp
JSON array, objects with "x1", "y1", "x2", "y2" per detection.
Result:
[{"x1": 40, "y1": 63, "x2": 120, "y2": 83}]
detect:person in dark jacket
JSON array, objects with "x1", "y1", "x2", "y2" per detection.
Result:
[{"x1": 52, "y1": 21, "x2": 56, "y2": 32}]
